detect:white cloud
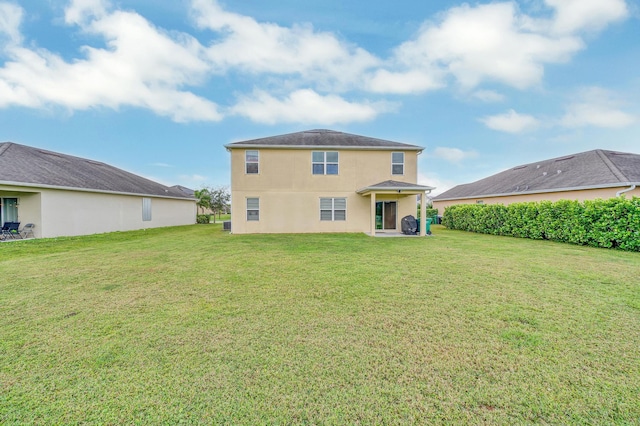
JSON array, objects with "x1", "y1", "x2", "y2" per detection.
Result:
[
  {"x1": 180, "y1": 174, "x2": 208, "y2": 182},
  {"x1": 0, "y1": 1, "x2": 632, "y2": 126},
  {"x1": 365, "y1": 69, "x2": 444, "y2": 94},
  {"x1": 64, "y1": 0, "x2": 108, "y2": 25},
  {"x1": 191, "y1": 0, "x2": 379, "y2": 90},
  {"x1": 392, "y1": 2, "x2": 584, "y2": 90},
  {"x1": 560, "y1": 87, "x2": 636, "y2": 128},
  {"x1": 471, "y1": 90, "x2": 505, "y2": 103},
  {"x1": 230, "y1": 89, "x2": 394, "y2": 125},
  {"x1": 0, "y1": 2, "x2": 22, "y2": 44},
  {"x1": 0, "y1": 2, "x2": 222, "y2": 122},
  {"x1": 431, "y1": 147, "x2": 479, "y2": 164},
  {"x1": 418, "y1": 172, "x2": 456, "y2": 197},
  {"x1": 480, "y1": 109, "x2": 540, "y2": 133},
  {"x1": 546, "y1": 0, "x2": 628, "y2": 34},
  {"x1": 151, "y1": 162, "x2": 175, "y2": 168}
]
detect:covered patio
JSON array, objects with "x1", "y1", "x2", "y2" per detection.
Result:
[{"x1": 357, "y1": 180, "x2": 435, "y2": 237}]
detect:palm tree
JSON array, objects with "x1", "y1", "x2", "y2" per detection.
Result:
[{"x1": 194, "y1": 188, "x2": 211, "y2": 215}]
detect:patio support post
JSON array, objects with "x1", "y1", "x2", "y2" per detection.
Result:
[
  {"x1": 370, "y1": 192, "x2": 376, "y2": 236},
  {"x1": 371, "y1": 192, "x2": 376, "y2": 237},
  {"x1": 420, "y1": 192, "x2": 426, "y2": 236}
]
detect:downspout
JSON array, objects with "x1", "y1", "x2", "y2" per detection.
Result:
[{"x1": 616, "y1": 185, "x2": 636, "y2": 197}]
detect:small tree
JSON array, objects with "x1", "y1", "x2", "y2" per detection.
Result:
[
  {"x1": 194, "y1": 188, "x2": 211, "y2": 215},
  {"x1": 209, "y1": 186, "x2": 230, "y2": 223}
]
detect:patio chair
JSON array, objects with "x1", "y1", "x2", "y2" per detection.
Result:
[
  {"x1": 1, "y1": 222, "x2": 21, "y2": 239},
  {"x1": 20, "y1": 223, "x2": 35, "y2": 239}
]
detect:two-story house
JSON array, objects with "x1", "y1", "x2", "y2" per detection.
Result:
[{"x1": 225, "y1": 129, "x2": 434, "y2": 236}]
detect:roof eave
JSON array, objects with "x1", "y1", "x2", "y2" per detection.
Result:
[
  {"x1": 357, "y1": 186, "x2": 435, "y2": 195},
  {"x1": 433, "y1": 182, "x2": 640, "y2": 201},
  {"x1": 0, "y1": 180, "x2": 197, "y2": 201},
  {"x1": 224, "y1": 144, "x2": 424, "y2": 151}
]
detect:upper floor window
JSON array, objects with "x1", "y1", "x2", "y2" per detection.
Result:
[
  {"x1": 392, "y1": 152, "x2": 404, "y2": 175},
  {"x1": 312, "y1": 151, "x2": 339, "y2": 175},
  {"x1": 246, "y1": 150, "x2": 259, "y2": 174}
]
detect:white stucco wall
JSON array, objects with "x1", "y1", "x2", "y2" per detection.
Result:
[
  {"x1": 1, "y1": 184, "x2": 196, "y2": 238},
  {"x1": 39, "y1": 189, "x2": 196, "y2": 238}
]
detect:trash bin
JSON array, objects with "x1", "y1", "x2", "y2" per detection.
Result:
[{"x1": 415, "y1": 218, "x2": 433, "y2": 235}]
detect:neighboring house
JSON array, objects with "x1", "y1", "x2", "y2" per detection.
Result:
[
  {"x1": 225, "y1": 129, "x2": 434, "y2": 235},
  {"x1": 171, "y1": 185, "x2": 195, "y2": 198},
  {"x1": 0, "y1": 142, "x2": 197, "y2": 238},
  {"x1": 432, "y1": 149, "x2": 640, "y2": 211}
]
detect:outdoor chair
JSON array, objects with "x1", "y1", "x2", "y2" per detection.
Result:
[
  {"x1": 20, "y1": 223, "x2": 35, "y2": 239},
  {"x1": 1, "y1": 222, "x2": 21, "y2": 240}
]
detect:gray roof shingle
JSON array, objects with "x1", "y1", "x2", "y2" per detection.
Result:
[
  {"x1": 0, "y1": 142, "x2": 193, "y2": 199},
  {"x1": 433, "y1": 149, "x2": 640, "y2": 200},
  {"x1": 356, "y1": 180, "x2": 435, "y2": 195},
  {"x1": 225, "y1": 129, "x2": 424, "y2": 150}
]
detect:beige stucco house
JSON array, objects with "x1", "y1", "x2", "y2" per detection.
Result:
[
  {"x1": 225, "y1": 129, "x2": 434, "y2": 236},
  {"x1": 432, "y1": 149, "x2": 640, "y2": 211},
  {"x1": 0, "y1": 142, "x2": 197, "y2": 239}
]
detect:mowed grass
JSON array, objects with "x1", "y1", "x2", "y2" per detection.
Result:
[{"x1": 1, "y1": 225, "x2": 639, "y2": 424}]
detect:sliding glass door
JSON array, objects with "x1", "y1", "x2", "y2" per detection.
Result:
[
  {"x1": 1, "y1": 198, "x2": 18, "y2": 223},
  {"x1": 375, "y1": 201, "x2": 397, "y2": 230}
]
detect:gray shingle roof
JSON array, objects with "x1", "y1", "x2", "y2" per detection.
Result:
[
  {"x1": 225, "y1": 129, "x2": 424, "y2": 150},
  {"x1": 170, "y1": 185, "x2": 195, "y2": 197},
  {"x1": 0, "y1": 142, "x2": 193, "y2": 199},
  {"x1": 433, "y1": 149, "x2": 640, "y2": 201},
  {"x1": 357, "y1": 180, "x2": 435, "y2": 194}
]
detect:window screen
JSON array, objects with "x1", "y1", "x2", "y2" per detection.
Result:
[
  {"x1": 142, "y1": 198, "x2": 152, "y2": 221},
  {"x1": 247, "y1": 197, "x2": 259, "y2": 221}
]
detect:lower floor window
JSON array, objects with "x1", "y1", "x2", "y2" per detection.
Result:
[
  {"x1": 320, "y1": 197, "x2": 346, "y2": 221},
  {"x1": 247, "y1": 197, "x2": 259, "y2": 221}
]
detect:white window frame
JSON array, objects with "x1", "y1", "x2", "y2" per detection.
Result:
[
  {"x1": 246, "y1": 197, "x2": 260, "y2": 221},
  {"x1": 245, "y1": 150, "x2": 259, "y2": 174},
  {"x1": 320, "y1": 197, "x2": 346, "y2": 221},
  {"x1": 392, "y1": 152, "x2": 404, "y2": 175},
  {"x1": 142, "y1": 198, "x2": 152, "y2": 221},
  {"x1": 312, "y1": 151, "x2": 339, "y2": 175}
]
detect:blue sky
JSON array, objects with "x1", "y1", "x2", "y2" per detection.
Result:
[{"x1": 1, "y1": 0, "x2": 638, "y2": 194}]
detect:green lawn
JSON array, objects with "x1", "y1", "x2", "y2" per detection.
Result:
[{"x1": 1, "y1": 225, "x2": 639, "y2": 424}]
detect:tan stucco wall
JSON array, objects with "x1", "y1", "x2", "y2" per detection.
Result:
[
  {"x1": 1, "y1": 184, "x2": 196, "y2": 238},
  {"x1": 432, "y1": 186, "x2": 640, "y2": 212},
  {"x1": 229, "y1": 148, "x2": 420, "y2": 234}
]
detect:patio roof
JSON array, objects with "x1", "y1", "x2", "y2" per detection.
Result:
[{"x1": 357, "y1": 180, "x2": 435, "y2": 196}]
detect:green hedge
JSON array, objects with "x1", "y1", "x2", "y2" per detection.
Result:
[
  {"x1": 417, "y1": 207, "x2": 438, "y2": 219},
  {"x1": 441, "y1": 197, "x2": 640, "y2": 251}
]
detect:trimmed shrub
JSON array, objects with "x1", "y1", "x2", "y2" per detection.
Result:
[
  {"x1": 196, "y1": 214, "x2": 211, "y2": 224},
  {"x1": 442, "y1": 197, "x2": 640, "y2": 251}
]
